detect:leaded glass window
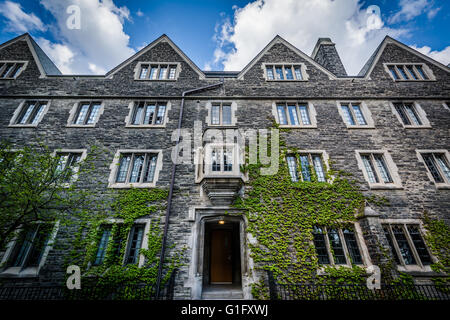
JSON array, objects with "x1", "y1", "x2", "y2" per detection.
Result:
[
  {"x1": 277, "y1": 103, "x2": 311, "y2": 126},
  {"x1": 286, "y1": 155, "x2": 299, "y2": 182},
  {"x1": 7, "y1": 224, "x2": 53, "y2": 268},
  {"x1": 210, "y1": 103, "x2": 233, "y2": 125},
  {"x1": 131, "y1": 101, "x2": 167, "y2": 125},
  {"x1": 387, "y1": 64, "x2": 430, "y2": 81},
  {"x1": 115, "y1": 153, "x2": 159, "y2": 184},
  {"x1": 383, "y1": 224, "x2": 433, "y2": 268},
  {"x1": 55, "y1": 152, "x2": 82, "y2": 182},
  {"x1": 421, "y1": 152, "x2": 450, "y2": 184},
  {"x1": 125, "y1": 225, "x2": 145, "y2": 265},
  {"x1": 360, "y1": 153, "x2": 394, "y2": 185},
  {"x1": 15, "y1": 101, "x2": 48, "y2": 125},
  {"x1": 340, "y1": 103, "x2": 367, "y2": 126},
  {"x1": 0, "y1": 61, "x2": 25, "y2": 79},
  {"x1": 73, "y1": 102, "x2": 102, "y2": 125},
  {"x1": 313, "y1": 226, "x2": 364, "y2": 266},
  {"x1": 265, "y1": 64, "x2": 304, "y2": 80},
  {"x1": 137, "y1": 63, "x2": 178, "y2": 80}
]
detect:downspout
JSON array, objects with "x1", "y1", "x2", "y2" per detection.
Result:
[{"x1": 156, "y1": 79, "x2": 224, "y2": 297}]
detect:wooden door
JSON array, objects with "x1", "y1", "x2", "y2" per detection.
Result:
[{"x1": 210, "y1": 230, "x2": 233, "y2": 284}]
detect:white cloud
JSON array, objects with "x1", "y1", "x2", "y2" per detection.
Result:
[
  {"x1": 36, "y1": 37, "x2": 74, "y2": 74},
  {"x1": 37, "y1": 0, "x2": 135, "y2": 74},
  {"x1": 426, "y1": 7, "x2": 441, "y2": 20},
  {"x1": 0, "y1": 0, "x2": 46, "y2": 33},
  {"x1": 210, "y1": 0, "x2": 407, "y2": 75},
  {"x1": 410, "y1": 45, "x2": 450, "y2": 66},
  {"x1": 136, "y1": 9, "x2": 144, "y2": 17},
  {"x1": 388, "y1": 0, "x2": 432, "y2": 24}
]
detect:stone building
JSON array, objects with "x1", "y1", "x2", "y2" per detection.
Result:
[{"x1": 0, "y1": 33, "x2": 449, "y2": 300}]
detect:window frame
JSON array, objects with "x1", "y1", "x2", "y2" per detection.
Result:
[
  {"x1": 9, "y1": 100, "x2": 51, "y2": 127},
  {"x1": 91, "y1": 218, "x2": 150, "y2": 267},
  {"x1": 125, "y1": 101, "x2": 171, "y2": 128},
  {"x1": 0, "y1": 61, "x2": 28, "y2": 80},
  {"x1": 262, "y1": 63, "x2": 309, "y2": 81},
  {"x1": 355, "y1": 150, "x2": 403, "y2": 189},
  {"x1": 312, "y1": 224, "x2": 369, "y2": 268},
  {"x1": 108, "y1": 149, "x2": 163, "y2": 188},
  {"x1": 273, "y1": 102, "x2": 317, "y2": 128},
  {"x1": 51, "y1": 149, "x2": 88, "y2": 186},
  {"x1": 336, "y1": 101, "x2": 375, "y2": 129},
  {"x1": 285, "y1": 151, "x2": 330, "y2": 183},
  {"x1": 0, "y1": 222, "x2": 59, "y2": 277},
  {"x1": 384, "y1": 63, "x2": 435, "y2": 81},
  {"x1": 390, "y1": 101, "x2": 431, "y2": 128},
  {"x1": 381, "y1": 220, "x2": 435, "y2": 272},
  {"x1": 134, "y1": 62, "x2": 181, "y2": 81},
  {"x1": 416, "y1": 149, "x2": 450, "y2": 189},
  {"x1": 206, "y1": 102, "x2": 236, "y2": 126},
  {"x1": 67, "y1": 101, "x2": 105, "y2": 127}
]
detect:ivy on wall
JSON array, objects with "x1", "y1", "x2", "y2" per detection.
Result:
[
  {"x1": 234, "y1": 129, "x2": 448, "y2": 298},
  {"x1": 66, "y1": 187, "x2": 184, "y2": 288}
]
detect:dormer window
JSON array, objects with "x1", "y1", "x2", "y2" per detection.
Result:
[
  {"x1": 263, "y1": 63, "x2": 308, "y2": 81},
  {"x1": 0, "y1": 61, "x2": 27, "y2": 79},
  {"x1": 385, "y1": 63, "x2": 434, "y2": 81},
  {"x1": 135, "y1": 62, "x2": 180, "y2": 80}
]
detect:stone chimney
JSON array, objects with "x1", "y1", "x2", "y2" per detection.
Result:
[{"x1": 311, "y1": 38, "x2": 347, "y2": 77}]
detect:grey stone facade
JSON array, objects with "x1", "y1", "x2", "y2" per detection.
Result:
[{"x1": 0, "y1": 33, "x2": 449, "y2": 299}]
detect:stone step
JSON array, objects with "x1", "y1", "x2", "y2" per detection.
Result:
[{"x1": 201, "y1": 290, "x2": 244, "y2": 300}]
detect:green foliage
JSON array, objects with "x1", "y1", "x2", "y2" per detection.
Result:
[
  {"x1": 235, "y1": 139, "x2": 373, "y2": 297},
  {"x1": 0, "y1": 141, "x2": 100, "y2": 251},
  {"x1": 67, "y1": 187, "x2": 184, "y2": 290},
  {"x1": 422, "y1": 212, "x2": 450, "y2": 284}
]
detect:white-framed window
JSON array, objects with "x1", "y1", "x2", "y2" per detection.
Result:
[
  {"x1": 263, "y1": 63, "x2": 308, "y2": 81},
  {"x1": 416, "y1": 150, "x2": 450, "y2": 189},
  {"x1": 391, "y1": 102, "x2": 430, "y2": 128},
  {"x1": 9, "y1": 100, "x2": 50, "y2": 127},
  {"x1": 273, "y1": 102, "x2": 317, "y2": 127},
  {"x1": 312, "y1": 225, "x2": 365, "y2": 266},
  {"x1": 195, "y1": 143, "x2": 246, "y2": 182},
  {"x1": 286, "y1": 152, "x2": 329, "y2": 183},
  {"x1": 108, "y1": 150, "x2": 163, "y2": 188},
  {"x1": 382, "y1": 221, "x2": 433, "y2": 271},
  {"x1": 53, "y1": 149, "x2": 87, "y2": 184},
  {"x1": 92, "y1": 219, "x2": 149, "y2": 267},
  {"x1": 125, "y1": 101, "x2": 170, "y2": 127},
  {"x1": 0, "y1": 222, "x2": 59, "y2": 277},
  {"x1": 384, "y1": 63, "x2": 435, "y2": 81},
  {"x1": 67, "y1": 101, "x2": 104, "y2": 127},
  {"x1": 0, "y1": 61, "x2": 28, "y2": 79},
  {"x1": 134, "y1": 62, "x2": 180, "y2": 80},
  {"x1": 355, "y1": 150, "x2": 402, "y2": 189},
  {"x1": 206, "y1": 101, "x2": 237, "y2": 126},
  {"x1": 337, "y1": 101, "x2": 375, "y2": 128}
]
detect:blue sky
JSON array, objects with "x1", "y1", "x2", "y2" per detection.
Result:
[{"x1": 0, "y1": 0, "x2": 449, "y2": 75}]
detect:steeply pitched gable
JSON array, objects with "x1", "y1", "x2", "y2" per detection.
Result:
[
  {"x1": 0, "y1": 33, "x2": 62, "y2": 77},
  {"x1": 237, "y1": 35, "x2": 337, "y2": 80},
  {"x1": 359, "y1": 36, "x2": 450, "y2": 79},
  {"x1": 106, "y1": 34, "x2": 205, "y2": 79}
]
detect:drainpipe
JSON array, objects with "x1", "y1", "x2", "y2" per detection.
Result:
[{"x1": 155, "y1": 79, "x2": 224, "y2": 298}]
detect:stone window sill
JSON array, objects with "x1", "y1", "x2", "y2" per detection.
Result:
[
  {"x1": 8, "y1": 124, "x2": 39, "y2": 128},
  {"x1": 402, "y1": 125, "x2": 432, "y2": 129},
  {"x1": 368, "y1": 184, "x2": 403, "y2": 190},
  {"x1": 278, "y1": 125, "x2": 317, "y2": 129},
  {"x1": 345, "y1": 125, "x2": 375, "y2": 129},
  {"x1": 108, "y1": 182, "x2": 157, "y2": 189},
  {"x1": 66, "y1": 124, "x2": 97, "y2": 128},
  {"x1": 125, "y1": 124, "x2": 166, "y2": 129},
  {"x1": 0, "y1": 267, "x2": 39, "y2": 278}
]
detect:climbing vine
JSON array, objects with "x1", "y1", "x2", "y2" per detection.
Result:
[
  {"x1": 66, "y1": 187, "x2": 184, "y2": 290},
  {"x1": 234, "y1": 128, "x2": 448, "y2": 299}
]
